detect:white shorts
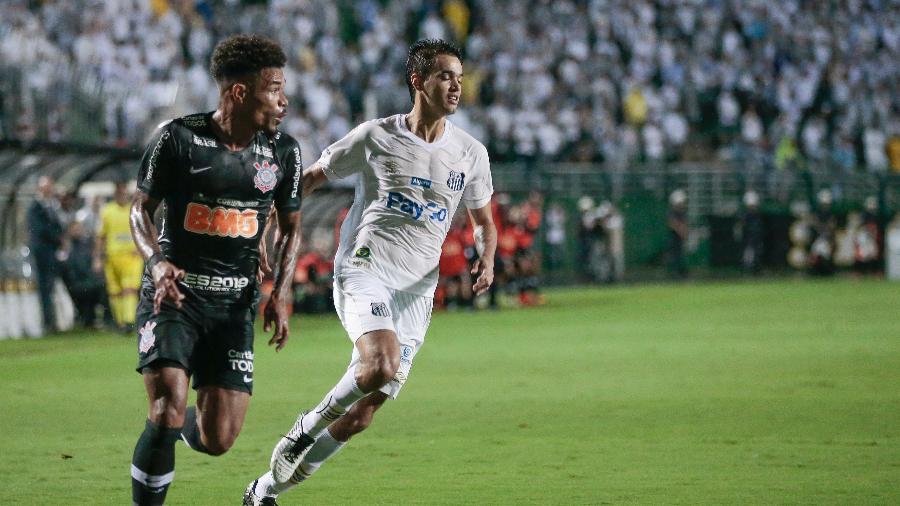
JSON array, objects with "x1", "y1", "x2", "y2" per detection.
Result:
[{"x1": 333, "y1": 268, "x2": 433, "y2": 399}]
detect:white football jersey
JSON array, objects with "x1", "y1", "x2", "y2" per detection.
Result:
[{"x1": 319, "y1": 114, "x2": 493, "y2": 296}]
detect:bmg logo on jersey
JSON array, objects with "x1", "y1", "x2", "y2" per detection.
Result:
[
  {"x1": 386, "y1": 191, "x2": 448, "y2": 222},
  {"x1": 184, "y1": 202, "x2": 259, "y2": 238}
]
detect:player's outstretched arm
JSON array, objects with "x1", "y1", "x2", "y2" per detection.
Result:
[
  {"x1": 468, "y1": 204, "x2": 497, "y2": 296},
  {"x1": 263, "y1": 208, "x2": 303, "y2": 351},
  {"x1": 130, "y1": 190, "x2": 185, "y2": 313},
  {"x1": 301, "y1": 164, "x2": 329, "y2": 197}
]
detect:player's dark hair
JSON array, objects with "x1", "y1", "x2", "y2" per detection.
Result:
[
  {"x1": 209, "y1": 34, "x2": 286, "y2": 84},
  {"x1": 405, "y1": 38, "x2": 463, "y2": 102}
]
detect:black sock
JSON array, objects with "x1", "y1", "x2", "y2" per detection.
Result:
[
  {"x1": 180, "y1": 406, "x2": 210, "y2": 454},
  {"x1": 131, "y1": 419, "x2": 181, "y2": 506}
]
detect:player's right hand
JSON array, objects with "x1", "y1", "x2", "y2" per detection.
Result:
[
  {"x1": 151, "y1": 261, "x2": 185, "y2": 314},
  {"x1": 263, "y1": 295, "x2": 290, "y2": 352}
]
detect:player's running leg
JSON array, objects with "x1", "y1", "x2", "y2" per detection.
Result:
[
  {"x1": 268, "y1": 329, "x2": 399, "y2": 482},
  {"x1": 245, "y1": 393, "x2": 388, "y2": 504},
  {"x1": 131, "y1": 366, "x2": 188, "y2": 506},
  {"x1": 180, "y1": 386, "x2": 250, "y2": 455}
]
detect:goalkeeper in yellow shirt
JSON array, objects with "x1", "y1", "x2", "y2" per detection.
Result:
[{"x1": 94, "y1": 182, "x2": 142, "y2": 332}]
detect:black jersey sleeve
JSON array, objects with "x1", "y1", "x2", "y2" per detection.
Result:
[
  {"x1": 273, "y1": 134, "x2": 303, "y2": 212},
  {"x1": 136, "y1": 122, "x2": 179, "y2": 199}
]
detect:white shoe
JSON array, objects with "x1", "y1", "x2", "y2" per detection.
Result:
[
  {"x1": 242, "y1": 479, "x2": 279, "y2": 506},
  {"x1": 270, "y1": 415, "x2": 316, "y2": 483}
]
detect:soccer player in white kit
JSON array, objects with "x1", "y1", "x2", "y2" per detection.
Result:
[{"x1": 243, "y1": 39, "x2": 498, "y2": 505}]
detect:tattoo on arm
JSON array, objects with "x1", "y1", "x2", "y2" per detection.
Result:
[{"x1": 271, "y1": 209, "x2": 303, "y2": 300}]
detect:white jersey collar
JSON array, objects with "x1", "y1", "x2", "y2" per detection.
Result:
[{"x1": 396, "y1": 114, "x2": 452, "y2": 150}]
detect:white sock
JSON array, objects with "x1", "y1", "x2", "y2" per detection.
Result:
[
  {"x1": 298, "y1": 368, "x2": 367, "y2": 438},
  {"x1": 259, "y1": 429, "x2": 347, "y2": 497}
]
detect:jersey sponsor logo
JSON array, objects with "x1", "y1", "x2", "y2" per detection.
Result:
[
  {"x1": 182, "y1": 272, "x2": 250, "y2": 292},
  {"x1": 371, "y1": 302, "x2": 391, "y2": 317},
  {"x1": 181, "y1": 114, "x2": 207, "y2": 128},
  {"x1": 138, "y1": 321, "x2": 157, "y2": 354},
  {"x1": 189, "y1": 165, "x2": 212, "y2": 174},
  {"x1": 290, "y1": 146, "x2": 302, "y2": 198},
  {"x1": 192, "y1": 135, "x2": 218, "y2": 148},
  {"x1": 447, "y1": 170, "x2": 465, "y2": 192},
  {"x1": 410, "y1": 177, "x2": 432, "y2": 188},
  {"x1": 228, "y1": 349, "x2": 254, "y2": 373},
  {"x1": 252, "y1": 144, "x2": 273, "y2": 158},
  {"x1": 386, "y1": 191, "x2": 448, "y2": 222},
  {"x1": 253, "y1": 160, "x2": 279, "y2": 193},
  {"x1": 183, "y1": 202, "x2": 259, "y2": 238}
]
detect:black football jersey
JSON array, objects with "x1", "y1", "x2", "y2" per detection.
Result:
[{"x1": 136, "y1": 112, "x2": 302, "y2": 309}]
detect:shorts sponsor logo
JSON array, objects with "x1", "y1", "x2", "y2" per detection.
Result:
[
  {"x1": 182, "y1": 272, "x2": 250, "y2": 292},
  {"x1": 447, "y1": 170, "x2": 465, "y2": 192},
  {"x1": 253, "y1": 160, "x2": 279, "y2": 193},
  {"x1": 138, "y1": 321, "x2": 157, "y2": 354},
  {"x1": 184, "y1": 202, "x2": 259, "y2": 238},
  {"x1": 228, "y1": 349, "x2": 254, "y2": 373},
  {"x1": 386, "y1": 191, "x2": 448, "y2": 222},
  {"x1": 371, "y1": 302, "x2": 390, "y2": 317},
  {"x1": 243, "y1": 375, "x2": 253, "y2": 383},
  {"x1": 192, "y1": 135, "x2": 218, "y2": 148},
  {"x1": 410, "y1": 176, "x2": 432, "y2": 188},
  {"x1": 400, "y1": 344, "x2": 413, "y2": 364}
]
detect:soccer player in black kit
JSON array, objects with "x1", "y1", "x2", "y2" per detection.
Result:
[{"x1": 128, "y1": 35, "x2": 303, "y2": 505}]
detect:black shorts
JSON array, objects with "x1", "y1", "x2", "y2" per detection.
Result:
[{"x1": 134, "y1": 296, "x2": 256, "y2": 394}]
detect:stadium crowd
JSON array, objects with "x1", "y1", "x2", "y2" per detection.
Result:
[{"x1": 2, "y1": 0, "x2": 899, "y2": 171}]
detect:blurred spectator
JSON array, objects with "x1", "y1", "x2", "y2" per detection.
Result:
[
  {"x1": 854, "y1": 196, "x2": 883, "y2": 274},
  {"x1": 666, "y1": 189, "x2": 689, "y2": 278},
  {"x1": 59, "y1": 220, "x2": 106, "y2": 328},
  {"x1": 94, "y1": 182, "x2": 141, "y2": 332},
  {"x1": 437, "y1": 213, "x2": 474, "y2": 310},
  {"x1": 808, "y1": 189, "x2": 837, "y2": 276},
  {"x1": 292, "y1": 237, "x2": 334, "y2": 314},
  {"x1": 27, "y1": 175, "x2": 64, "y2": 332},
  {"x1": 739, "y1": 190, "x2": 765, "y2": 274},
  {"x1": 4, "y1": 1, "x2": 895, "y2": 170},
  {"x1": 543, "y1": 203, "x2": 567, "y2": 273}
]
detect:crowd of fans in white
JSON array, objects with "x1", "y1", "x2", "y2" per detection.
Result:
[{"x1": 2, "y1": 0, "x2": 899, "y2": 171}]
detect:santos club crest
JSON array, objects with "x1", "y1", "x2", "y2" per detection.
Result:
[
  {"x1": 253, "y1": 160, "x2": 279, "y2": 193},
  {"x1": 447, "y1": 170, "x2": 465, "y2": 192}
]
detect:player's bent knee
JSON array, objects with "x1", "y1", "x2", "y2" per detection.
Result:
[
  {"x1": 203, "y1": 437, "x2": 233, "y2": 456},
  {"x1": 357, "y1": 355, "x2": 400, "y2": 391},
  {"x1": 149, "y1": 400, "x2": 186, "y2": 428}
]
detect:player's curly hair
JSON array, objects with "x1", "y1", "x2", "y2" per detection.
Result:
[
  {"x1": 209, "y1": 34, "x2": 286, "y2": 84},
  {"x1": 405, "y1": 39, "x2": 463, "y2": 103}
]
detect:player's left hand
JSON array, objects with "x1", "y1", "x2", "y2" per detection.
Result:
[
  {"x1": 471, "y1": 258, "x2": 495, "y2": 296},
  {"x1": 263, "y1": 295, "x2": 290, "y2": 351}
]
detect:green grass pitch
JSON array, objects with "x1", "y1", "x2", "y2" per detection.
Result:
[{"x1": 1, "y1": 279, "x2": 898, "y2": 505}]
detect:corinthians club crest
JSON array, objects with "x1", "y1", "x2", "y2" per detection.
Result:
[
  {"x1": 138, "y1": 321, "x2": 157, "y2": 354},
  {"x1": 253, "y1": 160, "x2": 279, "y2": 193}
]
